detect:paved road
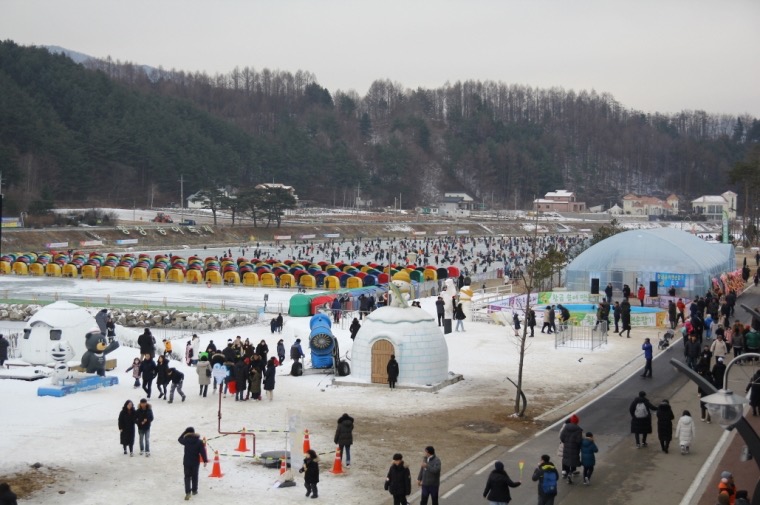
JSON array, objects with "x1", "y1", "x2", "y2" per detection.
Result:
[{"x1": 406, "y1": 287, "x2": 760, "y2": 505}]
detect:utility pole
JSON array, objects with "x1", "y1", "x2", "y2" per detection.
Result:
[{"x1": 179, "y1": 174, "x2": 184, "y2": 222}]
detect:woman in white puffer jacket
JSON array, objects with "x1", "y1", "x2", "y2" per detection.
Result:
[{"x1": 675, "y1": 410, "x2": 696, "y2": 455}]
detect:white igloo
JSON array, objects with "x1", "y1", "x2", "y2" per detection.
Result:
[{"x1": 351, "y1": 306, "x2": 449, "y2": 386}]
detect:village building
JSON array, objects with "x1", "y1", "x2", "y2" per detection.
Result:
[
  {"x1": 621, "y1": 193, "x2": 679, "y2": 216},
  {"x1": 532, "y1": 190, "x2": 586, "y2": 213},
  {"x1": 691, "y1": 191, "x2": 737, "y2": 220}
]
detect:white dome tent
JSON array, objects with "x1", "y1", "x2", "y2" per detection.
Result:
[
  {"x1": 349, "y1": 306, "x2": 450, "y2": 386},
  {"x1": 564, "y1": 228, "x2": 735, "y2": 299}
]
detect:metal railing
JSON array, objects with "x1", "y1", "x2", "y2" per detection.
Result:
[{"x1": 554, "y1": 321, "x2": 608, "y2": 351}]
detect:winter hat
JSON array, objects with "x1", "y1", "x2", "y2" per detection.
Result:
[
  {"x1": 570, "y1": 414, "x2": 580, "y2": 424},
  {"x1": 721, "y1": 471, "x2": 732, "y2": 479},
  {"x1": 585, "y1": 432, "x2": 593, "y2": 438},
  {"x1": 185, "y1": 427, "x2": 195, "y2": 434},
  {"x1": 494, "y1": 461, "x2": 505, "y2": 472},
  {"x1": 639, "y1": 391, "x2": 647, "y2": 398}
]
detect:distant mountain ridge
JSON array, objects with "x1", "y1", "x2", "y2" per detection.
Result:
[{"x1": 0, "y1": 40, "x2": 755, "y2": 215}]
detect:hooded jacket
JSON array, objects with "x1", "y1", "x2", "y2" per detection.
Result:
[
  {"x1": 675, "y1": 415, "x2": 696, "y2": 446},
  {"x1": 386, "y1": 461, "x2": 412, "y2": 496},
  {"x1": 334, "y1": 414, "x2": 354, "y2": 446},
  {"x1": 482, "y1": 468, "x2": 520, "y2": 502}
]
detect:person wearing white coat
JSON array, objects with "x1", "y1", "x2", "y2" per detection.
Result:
[{"x1": 675, "y1": 410, "x2": 696, "y2": 455}]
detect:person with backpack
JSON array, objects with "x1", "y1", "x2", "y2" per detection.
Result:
[
  {"x1": 385, "y1": 453, "x2": 412, "y2": 505},
  {"x1": 580, "y1": 432, "x2": 598, "y2": 485},
  {"x1": 532, "y1": 454, "x2": 559, "y2": 505},
  {"x1": 290, "y1": 339, "x2": 305, "y2": 364},
  {"x1": 630, "y1": 390, "x2": 657, "y2": 448},
  {"x1": 482, "y1": 460, "x2": 521, "y2": 504}
]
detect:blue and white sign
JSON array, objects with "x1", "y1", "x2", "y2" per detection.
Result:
[{"x1": 656, "y1": 272, "x2": 686, "y2": 288}]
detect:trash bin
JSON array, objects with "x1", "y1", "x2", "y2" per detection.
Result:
[{"x1": 443, "y1": 319, "x2": 452, "y2": 334}]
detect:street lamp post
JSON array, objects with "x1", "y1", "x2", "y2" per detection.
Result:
[{"x1": 670, "y1": 355, "x2": 760, "y2": 505}]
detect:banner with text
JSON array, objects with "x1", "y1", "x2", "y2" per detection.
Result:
[
  {"x1": 656, "y1": 272, "x2": 686, "y2": 288},
  {"x1": 115, "y1": 239, "x2": 139, "y2": 245},
  {"x1": 45, "y1": 242, "x2": 69, "y2": 249},
  {"x1": 79, "y1": 240, "x2": 103, "y2": 247}
]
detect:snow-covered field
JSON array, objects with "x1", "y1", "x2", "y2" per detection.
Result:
[{"x1": 0, "y1": 275, "x2": 661, "y2": 505}]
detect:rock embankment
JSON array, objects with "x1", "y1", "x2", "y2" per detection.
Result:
[{"x1": 0, "y1": 304, "x2": 258, "y2": 330}]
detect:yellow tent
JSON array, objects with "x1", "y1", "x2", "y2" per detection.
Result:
[
  {"x1": 150, "y1": 268, "x2": 166, "y2": 282},
  {"x1": 0, "y1": 261, "x2": 10, "y2": 275},
  {"x1": 81, "y1": 265, "x2": 98, "y2": 279},
  {"x1": 242, "y1": 272, "x2": 259, "y2": 287},
  {"x1": 46, "y1": 263, "x2": 63, "y2": 277},
  {"x1": 186, "y1": 270, "x2": 203, "y2": 284},
  {"x1": 346, "y1": 277, "x2": 362, "y2": 289},
  {"x1": 167, "y1": 269, "x2": 185, "y2": 283},
  {"x1": 205, "y1": 270, "x2": 222, "y2": 285},
  {"x1": 423, "y1": 269, "x2": 437, "y2": 281},
  {"x1": 131, "y1": 267, "x2": 148, "y2": 282},
  {"x1": 63, "y1": 264, "x2": 79, "y2": 278},
  {"x1": 99, "y1": 266, "x2": 115, "y2": 280},
  {"x1": 260, "y1": 272, "x2": 276, "y2": 288},
  {"x1": 325, "y1": 276, "x2": 340, "y2": 290},
  {"x1": 279, "y1": 273, "x2": 295, "y2": 288},
  {"x1": 29, "y1": 263, "x2": 44, "y2": 277},
  {"x1": 299, "y1": 274, "x2": 316, "y2": 289},
  {"x1": 223, "y1": 271, "x2": 241, "y2": 285},
  {"x1": 114, "y1": 266, "x2": 131, "y2": 280}
]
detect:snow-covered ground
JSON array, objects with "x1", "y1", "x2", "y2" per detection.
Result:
[{"x1": 0, "y1": 275, "x2": 663, "y2": 504}]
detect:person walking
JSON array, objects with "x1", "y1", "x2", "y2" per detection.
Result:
[
  {"x1": 126, "y1": 357, "x2": 141, "y2": 388},
  {"x1": 290, "y1": 339, "x2": 305, "y2": 364},
  {"x1": 178, "y1": 427, "x2": 208, "y2": 501},
  {"x1": 299, "y1": 449, "x2": 320, "y2": 499},
  {"x1": 155, "y1": 355, "x2": 170, "y2": 400},
  {"x1": 613, "y1": 301, "x2": 621, "y2": 334},
  {"x1": 453, "y1": 301, "x2": 466, "y2": 332},
  {"x1": 334, "y1": 413, "x2": 354, "y2": 467},
  {"x1": 263, "y1": 357, "x2": 276, "y2": 401},
  {"x1": 745, "y1": 369, "x2": 760, "y2": 416},
  {"x1": 196, "y1": 355, "x2": 211, "y2": 397},
  {"x1": 135, "y1": 398, "x2": 153, "y2": 457},
  {"x1": 435, "y1": 296, "x2": 445, "y2": 327},
  {"x1": 276, "y1": 339, "x2": 286, "y2": 364},
  {"x1": 531, "y1": 454, "x2": 559, "y2": 505},
  {"x1": 118, "y1": 400, "x2": 137, "y2": 456},
  {"x1": 630, "y1": 391, "x2": 657, "y2": 448},
  {"x1": 580, "y1": 432, "x2": 598, "y2": 485},
  {"x1": 605, "y1": 282, "x2": 613, "y2": 303},
  {"x1": 541, "y1": 306, "x2": 553, "y2": 334},
  {"x1": 167, "y1": 368, "x2": 186, "y2": 403},
  {"x1": 482, "y1": 460, "x2": 521, "y2": 504},
  {"x1": 349, "y1": 318, "x2": 361, "y2": 340},
  {"x1": 163, "y1": 338, "x2": 173, "y2": 358},
  {"x1": 684, "y1": 334, "x2": 701, "y2": 370},
  {"x1": 710, "y1": 335, "x2": 729, "y2": 364},
  {"x1": 137, "y1": 328, "x2": 156, "y2": 358},
  {"x1": 656, "y1": 399, "x2": 674, "y2": 453},
  {"x1": 675, "y1": 410, "x2": 696, "y2": 455},
  {"x1": 233, "y1": 358, "x2": 248, "y2": 401},
  {"x1": 385, "y1": 453, "x2": 412, "y2": 505},
  {"x1": 512, "y1": 312, "x2": 521, "y2": 337},
  {"x1": 0, "y1": 334, "x2": 10, "y2": 367},
  {"x1": 527, "y1": 309, "x2": 536, "y2": 337},
  {"x1": 559, "y1": 414, "x2": 582, "y2": 484},
  {"x1": 668, "y1": 300, "x2": 678, "y2": 330},
  {"x1": 641, "y1": 338, "x2": 653, "y2": 378},
  {"x1": 417, "y1": 446, "x2": 441, "y2": 505},
  {"x1": 139, "y1": 354, "x2": 156, "y2": 399},
  {"x1": 387, "y1": 354, "x2": 399, "y2": 389},
  {"x1": 619, "y1": 298, "x2": 632, "y2": 338}
]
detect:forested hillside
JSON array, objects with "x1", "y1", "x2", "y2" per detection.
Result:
[{"x1": 0, "y1": 40, "x2": 757, "y2": 215}]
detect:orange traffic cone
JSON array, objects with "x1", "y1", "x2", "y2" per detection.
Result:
[
  {"x1": 208, "y1": 450, "x2": 224, "y2": 478},
  {"x1": 329, "y1": 446, "x2": 344, "y2": 474},
  {"x1": 199, "y1": 437, "x2": 207, "y2": 463},
  {"x1": 235, "y1": 428, "x2": 249, "y2": 452},
  {"x1": 279, "y1": 456, "x2": 287, "y2": 475},
  {"x1": 303, "y1": 429, "x2": 311, "y2": 454}
]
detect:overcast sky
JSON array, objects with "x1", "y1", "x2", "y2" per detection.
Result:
[{"x1": 3, "y1": 0, "x2": 759, "y2": 116}]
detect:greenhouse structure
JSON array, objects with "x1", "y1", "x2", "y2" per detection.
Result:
[{"x1": 564, "y1": 228, "x2": 735, "y2": 299}]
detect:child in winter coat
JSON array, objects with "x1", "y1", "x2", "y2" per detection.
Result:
[
  {"x1": 675, "y1": 410, "x2": 696, "y2": 455},
  {"x1": 580, "y1": 432, "x2": 598, "y2": 485},
  {"x1": 126, "y1": 357, "x2": 141, "y2": 388},
  {"x1": 299, "y1": 449, "x2": 320, "y2": 498}
]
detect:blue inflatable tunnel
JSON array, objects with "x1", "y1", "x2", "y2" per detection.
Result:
[{"x1": 309, "y1": 314, "x2": 336, "y2": 369}]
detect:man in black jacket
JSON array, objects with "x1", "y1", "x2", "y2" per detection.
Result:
[
  {"x1": 137, "y1": 328, "x2": 156, "y2": 358},
  {"x1": 435, "y1": 297, "x2": 445, "y2": 326},
  {"x1": 178, "y1": 427, "x2": 208, "y2": 500}
]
